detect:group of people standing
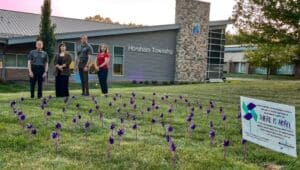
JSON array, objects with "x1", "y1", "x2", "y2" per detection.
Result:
[{"x1": 27, "y1": 35, "x2": 110, "y2": 99}]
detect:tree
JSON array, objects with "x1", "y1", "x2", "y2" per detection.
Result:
[
  {"x1": 225, "y1": 32, "x2": 249, "y2": 45},
  {"x1": 245, "y1": 44, "x2": 296, "y2": 79},
  {"x1": 39, "y1": 0, "x2": 56, "y2": 63},
  {"x1": 85, "y1": 15, "x2": 144, "y2": 27},
  {"x1": 232, "y1": 0, "x2": 300, "y2": 60}
]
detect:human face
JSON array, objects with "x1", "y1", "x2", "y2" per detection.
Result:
[
  {"x1": 80, "y1": 35, "x2": 88, "y2": 44},
  {"x1": 36, "y1": 41, "x2": 43, "y2": 50},
  {"x1": 100, "y1": 45, "x2": 107, "y2": 53},
  {"x1": 60, "y1": 44, "x2": 66, "y2": 52}
]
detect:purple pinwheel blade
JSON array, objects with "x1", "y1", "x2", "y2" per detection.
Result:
[
  {"x1": 244, "y1": 113, "x2": 252, "y2": 120},
  {"x1": 247, "y1": 103, "x2": 256, "y2": 110}
]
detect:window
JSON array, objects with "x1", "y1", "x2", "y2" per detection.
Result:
[
  {"x1": 113, "y1": 46, "x2": 124, "y2": 76},
  {"x1": 5, "y1": 54, "x2": 16, "y2": 67},
  {"x1": 91, "y1": 44, "x2": 99, "y2": 54},
  {"x1": 17, "y1": 54, "x2": 28, "y2": 67},
  {"x1": 5, "y1": 53, "x2": 27, "y2": 68}
]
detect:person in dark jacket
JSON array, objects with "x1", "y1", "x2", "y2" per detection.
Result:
[
  {"x1": 54, "y1": 42, "x2": 72, "y2": 97},
  {"x1": 75, "y1": 35, "x2": 93, "y2": 96},
  {"x1": 28, "y1": 39, "x2": 48, "y2": 99}
]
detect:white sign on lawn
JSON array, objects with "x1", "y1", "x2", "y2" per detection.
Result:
[{"x1": 240, "y1": 96, "x2": 297, "y2": 157}]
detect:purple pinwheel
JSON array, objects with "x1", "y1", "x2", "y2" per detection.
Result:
[
  {"x1": 84, "y1": 121, "x2": 90, "y2": 129},
  {"x1": 186, "y1": 116, "x2": 192, "y2": 123},
  {"x1": 55, "y1": 122, "x2": 62, "y2": 130},
  {"x1": 206, "y1": 108, "x2": 211, "y2": 119},
  {"x1": 46, "y1": 111, "x2": 51, "y2": 116},
  {"x1": 209, "y1": 99, "x2": 214, "y2": 108},
  {"x1": 160, "y1": 113, "x2": 164, "y2": 119},
  {"x1": 26, "y1": 123, "x2": 33, "y2": 129},
  {"x1": 209, "y1": 129, "x2": 215, "y2": 146},
  {"x1": 132, "y1": 115, "x2": 137, "y2": 121},
  {"x1": 31, "y1": 128, "x2": 37, "y2": 135},
  {"x1": 132, "y1": 123, "x2": 138, "y2": 140},
  {"x1": 150, "y1": 118, "x2": 156, "y2": 133},
  {"x1": 167, "y1": 125, "x2": 173, "y2": 134},
  {"x1": 169, "y1": 142, "x2": 176, "y2": 152},
  {"x1": 160, "y1": 121, "x2": 165, "y2": 127},
  {"x1": 219, "y1": 107, "x2": 223, "y2": 113},
  {"x1": 166, "y1": 134, "x2": 171, "y2": 143},
  {"x1": 168, "y1": 107, "x2": 173, "y2": 114},
  {"x1": 209, "y1": 121, "x2": 214, "y2": 130},
  {"x1": 242, "y1": 102, "x2": 257, "y2": 133},
  {"x1": 76, "y1": 103, "x2": 80, "y2": 109},
  {"x1": 110, "y1": 123, "x2": 115, "y2": 135},
  {"x1": 10, "y1": 100, "x2": 16, "y2": 108},
  {"x1": 107, "y1": 136, "x2": 114, "y2": 159},
  {"x1": 223, "y1": 139, "x2": 230, "y2": 159},
  {"x1": 169, "y1": 142, "x2": 177, "y2": 166},
  {"x1": 64, "y1": 97, "x2": 68, "y2": 104},
  {"x1": 51, "y1": 131, "x2": 58, "y2": 139},
  {"x1": 242, "y1": 102, "x2": 257, "y2": 121},
  {"x1": 51, "y1": 131, "x2": 59, "y2": 154},
  {"x1": 198, "y1": 103, "x2": 203, "y2": 110},
  {"x1": 190, "y1": 123, "x2": 196, "y2": 130},
  {"x1": 117, "y1": 129, "x2": 124, "y2": 144},
  {"x1": 146, "y1": 107, "x2": 151, "y2": 113}
]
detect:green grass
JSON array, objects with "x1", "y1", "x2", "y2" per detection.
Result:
[
  {"x1": 0, "y1": 81, "x2": 155, "y2": 93},
  {"x1": 0, "y1": 80, "x2": 299, "y2": 169},
  {"x1": 224, "y1": 73, "x2": 297, "y2": 80}
]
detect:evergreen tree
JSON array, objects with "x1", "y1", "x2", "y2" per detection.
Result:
[{"x1": 39, "y1": 0, "x2": 56, "y2": 63}]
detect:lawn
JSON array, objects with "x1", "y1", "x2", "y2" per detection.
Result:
[{"x1": 0, "y1": 80, "x2": 299, "y2": 169}]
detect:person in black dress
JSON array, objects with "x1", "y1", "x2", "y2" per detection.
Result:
[{"x1": 54, "y1": 43, "x2": 72, "y2": 97}]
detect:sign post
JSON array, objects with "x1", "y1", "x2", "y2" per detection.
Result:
[{"x1": 240, "y1": 96, "x2": 297, "y2": 157}]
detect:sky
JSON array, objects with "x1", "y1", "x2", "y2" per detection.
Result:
[{"x1": 0, "y1": 0, "x2": 236, "y2": 26}]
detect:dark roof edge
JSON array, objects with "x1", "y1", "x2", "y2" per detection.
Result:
[
  {"x1": 7, "y1": 24, "x2": 180, "y2": 45},
  {"x1": 7, "y1": 20, "x2": 231, "y2": 45}
]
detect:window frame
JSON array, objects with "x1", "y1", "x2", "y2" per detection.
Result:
[
  {"x1": 112, "y1": 45, "x2": 125, "y2": 77},
  {"x1": 5, "y1": 53, "x2": 28, "y2": 69}
]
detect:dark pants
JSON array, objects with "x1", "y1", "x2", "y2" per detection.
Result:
[
  {"x1": 55, "y1": 75, "x2": 69, "y2": 97},
  {"x1": 97, "y1": 69, "x2": 108, "y2": 94},
  {"x1": 79, "y1": 67, "x2": 89, "y2": 96},
  {"x1": 30, "y1": 65, "x2": 44, "y2": 98}
]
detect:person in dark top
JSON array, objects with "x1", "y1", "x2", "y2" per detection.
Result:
[
  {"x1": 54, "y1": 43, "x2": 72, "y2": 97},
  {"x1": 28, "y1": 39, "x2": 48, "y2": 99},
  {"x1": 95, "y1": 44, "x2": 110, "y2": 95},
  {"x1": 75, "y1": 35, "x2": 93, "y2": 96}
]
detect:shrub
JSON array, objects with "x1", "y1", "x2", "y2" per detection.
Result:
[
  {"x1": 144, "y1": 80, "x2": 149, "y2": 85},
  {"x1": 132, "y1": 80, "x2": 137, "y2": 84},
  {"x1": 151, "y1": 80, "x2": 158, "y2": 85}
]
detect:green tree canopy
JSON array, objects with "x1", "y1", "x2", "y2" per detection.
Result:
[{"x1": 232, "y1": 0, "x2": 300, "y2": 60}]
